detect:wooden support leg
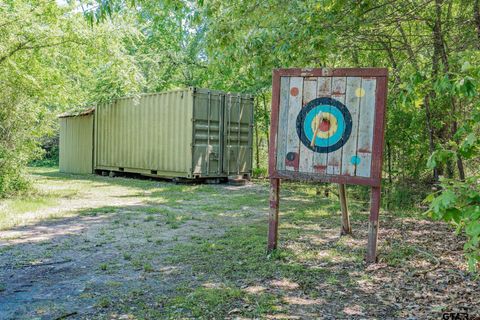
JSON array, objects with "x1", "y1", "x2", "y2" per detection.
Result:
[
  {"x1": 267, "y1": 178, "x2": 280, "y2": 252},
  {"x1": 338, "y1": 184, "x2": 352, "y2": 235},
  {"x1": 366, "y1": 186, "x2": 381, "y2": 263}
]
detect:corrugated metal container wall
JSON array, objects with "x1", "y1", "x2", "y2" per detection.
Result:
[
  {"x1": 94, "y1": 88, "x2": 253, "y2": 179},
  {"x1": 59, "y1": 114, "x2": 94, "y2": 174},
  {"x1": 95, "y1": 90, "x2": 194, "y2": 177},
  {"x1": 224, "y1": 94, "x2": 254, "y2": 176},
  {"x1": 192, "y1": 89, "x2": 224, "y2": 176}
]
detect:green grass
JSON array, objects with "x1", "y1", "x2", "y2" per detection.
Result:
[
  {"x1": 164, "y1": 286, "x2": 279, "y2": 319},
  {"x1": 383, "y1": 243, "x2": 417, "y2": 267},
  {"x1": 0, "y1": 194, "x2": 59, "y2": 230},
  {"x1": 96, "y1": 297, "x2": 111, "y2": 308},
  {"x1": 1, "y1": 166, "x2": 434, "y2": 319},
  {"x1": 160, "y1": 222, "x2": 336, "y2": 318}
]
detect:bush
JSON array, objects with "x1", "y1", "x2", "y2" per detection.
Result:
[{"x1": 30, "y1": 133, "x2": 59, "y2": 167}]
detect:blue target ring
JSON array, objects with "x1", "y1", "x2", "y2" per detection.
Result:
[{"x1": 296, "y1": 97, "x2": 352, "y2": 153}]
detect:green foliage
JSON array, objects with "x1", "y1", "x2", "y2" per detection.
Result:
[
  {"x1": 0, "y1": 1, "x2": 142, "y2": 197},
  {"x1": 426, "y1": 176, "x2": 480, "y2": 272},
  {"x1": 426, "y1": 104, "x2": 480, "y2": 272}
]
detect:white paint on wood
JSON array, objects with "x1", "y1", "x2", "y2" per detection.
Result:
[
  {"x1": 299, "y1": 79, "x2": 318, "y2": 173},
  {"x1": 356, "y1": 78, "x2": 377, "y2": 177},
  {"x1": 312, "y1": 77, "x2": 331, "y2": 173},
  {"x1": 285, "y1": 77, "x2": 303, "y2": 171},
  {"x1": 276, "y1": 77, "x2": 290, "y2": 171},
  {"x1": 326, "y1": 77, "x2": 346, "y2": 175},
  {"x1": 332, "y1": 77, "x2": 347, "y2": 95},
  {"x1": 318, "y1": 76, "x2": 332, "y2": 96},
  {"x1": 341, "y1": 77, "x2": 362, "y2": 176}
]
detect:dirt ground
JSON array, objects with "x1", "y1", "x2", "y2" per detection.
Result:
[{"x1": 0, "y1": 168, "x2": 479, "y2": 319}]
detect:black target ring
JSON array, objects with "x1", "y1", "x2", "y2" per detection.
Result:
[{"x1": 296, "y1": 97, "x2": 353, "y2": 153}]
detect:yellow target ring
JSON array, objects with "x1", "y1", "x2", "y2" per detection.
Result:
[{"x1": 310, "y1": 112, "x2": 338, "y2": 139}]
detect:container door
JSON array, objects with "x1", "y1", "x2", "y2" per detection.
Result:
[
  {"x1": 192, "y1": 90, "x2": 224, "y2": 177},
  {"x1": 223, "y1": 94, "x2": 254, "y2": 176}
]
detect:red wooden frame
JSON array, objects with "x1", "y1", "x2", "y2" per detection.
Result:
[{"x1": 268, "y1": 68, "x2": 388, "y2": 186}]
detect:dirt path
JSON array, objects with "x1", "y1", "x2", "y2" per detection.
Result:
[
  {"x1": 0, "y1": 168, "x2": 479, "y2": 319},
  {"x1": 0, "y1": 169, "x2": 265, "y2": 319}
]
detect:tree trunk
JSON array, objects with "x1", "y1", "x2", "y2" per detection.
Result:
[
  {"x1": 450, "y1": 99, "x2": 466, "y2": 180},
  {"x1": 387, "y1": 140, "x2": 393, "y2": 184},
  {"x1": 475, "y1": 0, "x2": 480, "y2": 46},
  {"x1": 261, "y1": 93, "x2": 270, "y2": 150},
  {"x1": 254, "y1": 108, "x2": 260, "y2": 170},
  {"x1": 424, "y1": 95, "x2": 439, "y2": 183}
]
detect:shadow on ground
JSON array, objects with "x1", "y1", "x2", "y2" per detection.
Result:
[{"x1": 0, "y1": 168, "x2": 478, "y2": 319}]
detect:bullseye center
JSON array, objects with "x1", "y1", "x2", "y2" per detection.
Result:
[{"x1": 318, "y1": 118, "x2": 330, "y2": 132}]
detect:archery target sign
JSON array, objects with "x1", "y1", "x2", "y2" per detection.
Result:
[{"x1": 269, "y1": 68, "x2": 388, "y2": 186}]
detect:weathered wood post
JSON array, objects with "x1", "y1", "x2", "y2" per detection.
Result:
[
  {"x1": 338, "y1": 183, "x2": 352, "y2": 235},
  {"x1": 267, "y1": 178, "x2": 280, "y2": 251},
  {"x1": 366, "y1": 186, "x2": 381, "y2": 263}
]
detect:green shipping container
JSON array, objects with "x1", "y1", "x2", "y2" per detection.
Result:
[
  {"x1": 59, "y1": 109, "x2": 95, "y2": 174},
  {"x1": 94, "y1": 88, "x2": 254, "y2": 180}
]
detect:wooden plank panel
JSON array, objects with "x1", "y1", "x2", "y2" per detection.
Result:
[
  {"x1": 276, "y1": 77, "x2": 290, "y2": 171},
  {"x1": 285, "y1": 77, "x2": 303, "y2": 171},
  {"x1": 355, "y1": 78, "x2": 377, "y2": 177},
  {"x1": 332, "y1": 77, "x2": 347, "y2": 95},
  {"x1": 341, "y1": 77, "x2": 362, "y2": 176},
  {"x1": 326, "y1": 77, "x2": 346, "y2": 175},
  {"x1": 298, "y1": 78, "x2": 318, "y2": 173},
  {"x1": 312, "y1": 77, "x2": 331, "y2": 174}
]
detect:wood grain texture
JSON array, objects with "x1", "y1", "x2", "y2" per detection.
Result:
[
  {"x1": 267, "y1": 178, "x2": 280, "y2": 251},
  {"x1": 326, "y1": 77, "x2": 346, "y2": 175},
  {"x1": 268, "y1": 70, "x2": 281, "y2": 176},
  {"x1": 276, "y1": 77, "x2": 290, "y2": 171},
  {"x1": 366, "y1": 186, "x2": 381, "y2": 263},
  {"x1": 338, "y1": 184, "x2": 352, "y2": 235},
  {"x1": 341, "y1": 77, "x2": 362, "y2": 176},
  {"x1": 312, "y1": 77, "x2": 332, "y2": 173},
  {"x1": 298, "y1": 78, "x2": 317, "y2": 173},
  {"x1": 370, "y1": 76, "x2": 388, "y2": 180},
  {"x1": 356, "y1": 78, "x2": 377, "y2": 177},
  {"x1": 285, "y1": 77, "x2": 303, "y2": 171},
  {"x1": 269, "y1": 68, "x2": 387, "y2": 186}
]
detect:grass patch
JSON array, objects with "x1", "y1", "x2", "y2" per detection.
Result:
[
  {"x1": 167, "y1": 223, "x2": 333, "y2": 294},
  {"x1": 164, "y1": 286, "x2": 278, "y2": 319},
  {"x1": 80, "y1": 206, "x2": 119, "y2": 217},
  {"x1": 383, "y1": 243, "x2": 417, "y2": 267},
  {"x1": 0, "y1": 192, "x2": 61, "y2": 230},
  {"x1": 96, "y1": 297, "x2": 111, "y2": 308}
]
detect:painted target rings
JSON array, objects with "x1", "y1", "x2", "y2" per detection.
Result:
[{"x1": 296, "y1": 97, "x2": 352, "y2": 153}]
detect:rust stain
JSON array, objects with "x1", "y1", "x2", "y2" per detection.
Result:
[
  {"x1": 314, "y1": 165, "x2": 327, "y2": 173},
  {"x1": 358, "y1": 149, "x2": 372, "y2": 153}
]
